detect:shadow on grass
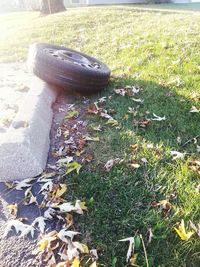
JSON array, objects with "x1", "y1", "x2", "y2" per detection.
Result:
[{"x1": 108, "y1": 77, "x2": 200, "y2": 151}]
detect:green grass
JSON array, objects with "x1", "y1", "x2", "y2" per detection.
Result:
[
  {"x1": 133, "y1": 3, "x2": 200, "y2": 11},
  {"x1": 1, "y1": 7, "x2": 200, "y2": 266}
]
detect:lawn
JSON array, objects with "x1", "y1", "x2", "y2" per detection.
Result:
[
  {"x1": 1, "y1": 6, "x2": 200, "y2": 266},
  {"x1": 133, "y1": 3, "x2": 200, "y2": 12}
]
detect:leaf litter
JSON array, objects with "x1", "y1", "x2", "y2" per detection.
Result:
[{"x1": 3, "y1": 82, "x2": 200, "y2": 266}]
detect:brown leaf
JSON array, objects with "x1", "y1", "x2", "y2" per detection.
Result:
[
  {"x1": 130, "y1": 144, "x2": 139, "y2": 151},
  {"x1": 87, "y1": 104, "x2": 101, "y2": 115},
  {"x1": 83, "y1": 154, "x2": 94, "y2": 163},
  {"x1": 77, "y1": 138, "x2": 87, "y2": 152},
  {"x1": 189, "y1": 160, "x2": 200, "y2": 175},
  {"x1": 138, "y1": 119, "x2": 151, "y2": 128},
  {"x1": 129, "y1": 160, "x2": 141, "y2": 169}
]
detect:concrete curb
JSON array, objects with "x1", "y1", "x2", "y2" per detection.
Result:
[{"x1": 0, "y1": 78, "x2": 58, "y2": 181}]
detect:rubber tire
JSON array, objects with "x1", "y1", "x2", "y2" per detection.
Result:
[{"x1": 28, "y1": 43, "x2": 111, "y2": 94}]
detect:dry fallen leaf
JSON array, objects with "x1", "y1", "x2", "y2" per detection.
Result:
[
  {"x1": 129, "y1": 160, "x2": 141, "y2": 169},
  {"x1": 57, "y1": 229, "x2": 80, "y2": 242},
  {"x1": 75, "y1": 200, "x2": 87, "y2": 214},
  {"x1": 129, "y1": 253, "x2": 139, "y2": 266},
  {"x1": 65, "y1": 161, "x2": 82, "y2": 175},
  {"x1": 151, "y1": 113, "x2": 166, "y2": 121},
  {"x1": 4, "y1": 219, "x2": 35, "y2": 238},
  {"x1": 72, "y1": 258, "x2": 80, "y2": 267},
  {"x1": 106, "y1": 118, "x2": 118, "y2": 127},
  {"x1": 55, "y1": 184, "x2": 67, "y2": 198},
  {"x1": 190, "y1": 221, "x2": 200, "y2": 238},
  {"x1": 190, "y1": 106, "x2": 200, "y2": 113},
  {"x1": 170, "y1": 151, "x2": 185, "y2": 160},
  {"x1": 65, "y1": 109, "x2": 79, "y2": 119},
  {"x1": 130, "y1": 144, "x2": 139, "y2": 151},
  {"x1": 174, "y1": 219, "x2": 194, "y2": 241},
  {"x1": 8, "y1": 203, "x2": 18, "y2": 218},
  {"x1": 119, "y1": 236, "x2": 135, "y2": 262},
  {"x1": 114, "y1": 88, "x2": 126, "y2": 96},
  {"x1": 104, "y1": 159, "x2": 115, "y2": 172},
  {"x1": 15, "y1": 178, "x2": 33, "y2": 190},
  {"x1": 32, "y1": 217, "x2": 47, "y2": 234},
  {"x1": 138, "y1": 119, "x2": 151, "y2": 128},
  {"x1": 52, "y1": 202, "x2": 76, "y2": 213}
]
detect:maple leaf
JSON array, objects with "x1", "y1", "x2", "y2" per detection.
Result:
[
  {"x1": 4, "y1": 219, "x2": 30, "y2": 237},
  {"x1": 15, "y1": 178, "x2": 33, "y2": 190},
  {"x1": 52, "y1": 202, "x2": 76, "y2": 213},
  {"x1": 58, "y1": 229, "x2": 80, "y2": 242},
  {"x1": 75, "y1": 200, "x2": 87, "y2": 214},
  {"x1": 44, "y1": 207, "x2": 56, "y2": 219},
  {"x1": 32, "y1": 217, "x2": 47, "y2": 233},
  {"x1": 39, "y1": 181, "x2": 54, "y2": 194},
  {"x1": 174, "y1": 219, "x2": 194, "y2": 241},
  {"x1": 20, "y1": 224, "x2": 35, "y2": 238},
  {"x1": 65, "y1": 161, "x2": 82, "y2": 175}
]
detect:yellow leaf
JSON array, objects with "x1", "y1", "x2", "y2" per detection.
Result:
[
  {"x1": 174, "y1": 219, "x2": 194, "y2": 241},
  {"x1": 130, "y1": 253, "x2": 139, "y2": 266},
  {"x1": 89, "y1": 262, "x2": 97, "y2": 267},
  {"x1": 123, "y1": 114, "x2": 129, "y2": 120},
  {"x1": 65, "y1": 109, "x2": 79, "y2": 119},
  {"x1": 56, "y1": 262, "x2": 66, "y2": 267},
  {"x1": 106, "y1": 118, "x2": 118, "y2": 127},
  {"x1": 56, "y1": 184, "x2": 67, "y2": 197},
  {"x1": 72, "y1": 258, "x2": 80, "y2": 267},
  {"x1": 8, "y1": 203, "x2": 18, "y2": 217},
  {"x1": 79, "y1": 201, "x2": 87, "y2": 210},
  {"x1": 81, "y1": 243, "x2": 89, "y2": 253},
  {"x1": 38, "y1": 239, "x2": 48, "y2": 252},
  {"x1": 65, "y1": 161, "x2": 82, "y2": 175}
]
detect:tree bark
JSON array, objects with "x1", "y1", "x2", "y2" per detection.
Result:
[{"x1": 40, "y1": 0, "x2": 66, "y2": 14}]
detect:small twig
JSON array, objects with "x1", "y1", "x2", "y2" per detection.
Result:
[
  {"x1": 181, "y1": 135, "x2": 199, "y2": 147},
  {"x1": 140, "y1": 234, "x2": 149, "y2": 267}
]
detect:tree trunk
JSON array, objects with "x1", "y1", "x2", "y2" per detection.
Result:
[{"x1": 40, "y1": 0, "x2": 66, "y2": 14}]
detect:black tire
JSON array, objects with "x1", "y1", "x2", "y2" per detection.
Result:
[{"x1": 28, "y1": 43, "x2": 111, "y2": 93}]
